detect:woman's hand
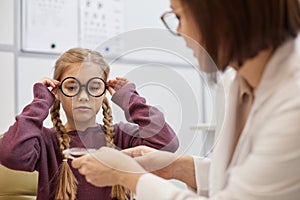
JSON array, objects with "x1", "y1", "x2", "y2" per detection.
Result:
[
  {"x1": 122, "y1": 145, "x2": 158, "y2": 157},
  {"x1": 106, "y1": 77, "x2": 130, "y2": 96},
  {"x1": 72, "y1": 147, "x2": 146, "y2": 192},
  {"x1": 39, "y1": 77, "x2": 60, "y2": 95},
  {"x1": 123, "y1": 146, "x2": 178, "y2": 180}
]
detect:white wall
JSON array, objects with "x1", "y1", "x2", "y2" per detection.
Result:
[
  {"x1": 0, "y1": 0, "x2": 15, "y2": 134},
  {"x1": 0, "y1": 0, "x2": 14, "y2": 45},
  {"x1": 124, "y1": 0, "x2": 169, "y2": 30},
  {"x1": 0, "y1": 52, "x2": 15, "y2": 134},
  {"x1": 16, "y1": 56, "x2": 57, "y2": 118}
]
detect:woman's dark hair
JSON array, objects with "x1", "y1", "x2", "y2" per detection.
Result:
[{"x1": 184, "y1": 0, "x2": 300, "y2": 69}]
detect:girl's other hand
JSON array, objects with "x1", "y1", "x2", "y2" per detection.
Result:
[
  {"x1": 39, "y1": 77, "x2": 60, "y2": 95},
  {"x1": 106, "y1": 77, "x2": 130, "y2": 96}
]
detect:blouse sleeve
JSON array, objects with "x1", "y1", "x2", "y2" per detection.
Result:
[
  {"x1": 111, "y1": 83, "x2": 179, "y2": 152},
  {"x1": 193, "y1": 156, "x2": 211, "y2": 196}
]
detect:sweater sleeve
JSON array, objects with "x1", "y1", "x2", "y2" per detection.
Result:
[
  {"x1": 0, "y1": 83, "x2": 55, "y2": 171},
  {"x1": 112, "y1": 83, "x2": 179, "y2": 152}
]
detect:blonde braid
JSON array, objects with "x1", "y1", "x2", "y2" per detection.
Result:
[
  {"x1": 102, "y1": 97, "x2": 129, "y2": 200},
  {"x1": 102, "y1": 97, "x2": 115, "y2": 148},
  {"x1": 51, "y1": 99, "x2": 78, "y2": 200}
]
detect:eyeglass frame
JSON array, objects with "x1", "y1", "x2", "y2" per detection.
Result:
[
  {"x1": 58, "y1": 77, "x2": 108, "y2": 98},
  {"x1": 160, "y1": 11, "x2": 181, "y2": 36}
]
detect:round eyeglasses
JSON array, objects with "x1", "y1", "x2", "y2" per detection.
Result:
[
  {"x1": 161, "y1": 11, "x2": 180, "y2": 36},
  {"x1": 58, "y1": 77, "x2": 107, "y2": 97}
]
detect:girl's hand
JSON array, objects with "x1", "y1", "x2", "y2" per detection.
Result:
[
  {"x1": 72, "y1": 147, "x2": 146, "y2": 192},
  {"x1": 106, "y1": 77, "x2": 130, "y2": 96},
  {"x1": 39, "y1": 77, "x2": 60, "y2": 95}
]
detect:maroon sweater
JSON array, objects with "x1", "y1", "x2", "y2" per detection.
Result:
[{"x1": 0, "y1": 83, "x2": 178, "y2": 200}]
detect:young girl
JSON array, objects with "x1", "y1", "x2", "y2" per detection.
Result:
[{"x1": 0, "y1": 48, "x2": 178, "y2": 200}]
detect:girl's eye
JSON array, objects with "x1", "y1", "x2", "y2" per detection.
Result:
[
  {"x1": 90, "y1": 86, "x2": 100, "y2": 91},
  {"x1": 66, "y1": 85, "x2": 78, "y2": 91}
]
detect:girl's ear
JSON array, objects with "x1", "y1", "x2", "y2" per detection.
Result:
[{"x1": 51, "y1": 85, "x2": 61, "y2": 100}]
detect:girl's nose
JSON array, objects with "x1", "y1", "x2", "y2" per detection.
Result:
[{"x1": 77, "y1": 87, "x2": 89, "y2": 101}]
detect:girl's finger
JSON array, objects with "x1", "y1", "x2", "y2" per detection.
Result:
[
  {"x1": 107, "y1": 87, "x2": 115, "y2": 96},
  {"x1": 51, "y1": 87, "x2": 59, "y2": 95}
]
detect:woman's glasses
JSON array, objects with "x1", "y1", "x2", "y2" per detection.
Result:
[
  {"x1": 161, "y1": 11, "x2": 180, "y2": 36},
  {"x1": 58, "y1": 77, "x2": 107, "y2": 97}
]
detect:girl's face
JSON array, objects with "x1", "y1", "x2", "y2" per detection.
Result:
[{"x1": 57, "y1": 63, "x2": 106, "y2": 130}]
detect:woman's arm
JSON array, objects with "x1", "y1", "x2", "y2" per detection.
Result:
[
  {"x1": 123, "y1": 146, "x2": 198, "y2": 189},
  {"x1": 0, "y1": 82, "x2": 56, "y2": 171}
]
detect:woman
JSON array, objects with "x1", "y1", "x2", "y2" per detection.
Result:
[{"x1": 72, "y1": 0, "x2": 300, "y2": 199}]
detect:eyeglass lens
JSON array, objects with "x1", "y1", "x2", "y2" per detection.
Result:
[
  {"x1": 60, "y1": 77, "x2": 106, "y2": 97},
  {"x1": 162, "y1": 12, "x2": 180, "y2": 35}
]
